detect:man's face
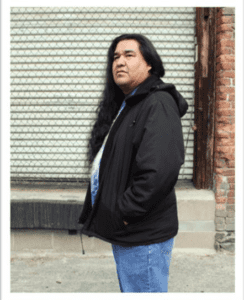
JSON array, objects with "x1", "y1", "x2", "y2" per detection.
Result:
[{"x1": 112, "y1": 39, "x2": 152, "y2": 94}]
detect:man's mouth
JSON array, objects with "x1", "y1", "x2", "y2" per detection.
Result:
[{"x1": 117, "y1": 70, "x2": 127, "y2": 75}]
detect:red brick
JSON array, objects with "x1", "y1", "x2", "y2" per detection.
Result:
[
  {"x1": 215, "y1": 124, "x2": 235, "y2": 133},
  {"x1": 216, "y1": 32, "x2": 233, "y2": 43},
  {"x1": 214, "y1": 152, "x2": 221, "y2": 160},
  {"x1": 216, "y1": 62, "x2": 235, "y2": 71},
  {"x1": 214, "y1": 159, "x2": 226, "y2": 168},
  {"x1": 216, "y1": 86, "x2": 235, "y2": 94},
  {"x1": 230, "y1": 132, "x2": 235, "y2": 139},
  {"x1": 216, "y1": 197, "x2": 227, "y2": 203},
  {"x1": 216, "y1": 138, "x2": 235, "y2": 147},
  {"x1": 216, "y1": 47, "x2": 234, "y2": 57},
  {"x1": 232, "y1": 78, "x2": 235, "y2": 86},
  {"x1": 214, "y1": 180, "x2": 223, "y2": 190},
  {"x1": 216, "y1": 190, "x2": 227, "y2": 197},
  {"x1": 214, "y1": 145, "x2": 233, "y2": 154},
  {"x1": 215, "y1": 115, "x2": 234, "y2": 125},
  {"x1": 216, "y1": 78, "x2": 231, "y2": 87},
  {"x1": 215, "y1": 101, "x2": 231, "y2": 109},
  {"x1": 216, "y1": 23, "x2": 234, "y2": 34},
  {"x1": 215, "y1": 116, "x2": 235, "y2": 126},
  {"x1": 228, "y1": 190, "x2": 235, "y2": 197},
  {"x1": 215, "y1": 168, "x2": 224, "y2": 174},
  {"x1": 216, "y1": 146, "x2": 235, "y2": 154},
  {"x1": 229, "y1": 94, "x2": 235, "y2": 101},
  {"x1": 216, "y1": 93, "x2": 228, "y2": 101},
  {"x1": 225, "y1": 170, "x2": 235, "y2": 176},
  {"x1": 227, "y1": 160, "x2": 235, "y2": 168},
  {"x1": 229, "y1": 183, "x2": 235, "y2": 190},
  {"x1": 216, "y1": 8, "x2": 224, "y2": 19},
  {"x1": 217, "y1": 40, "x2": 235, "y2": 49},
  {"x1": 214, "y1": 174, "x2": 225, "y2": 183},
  {"x1": 216, "y1": 55, "x2": 235, "y2": 63},
  {"x1": 217, "y1": 16, "x2": 235, "y2": 26},
  {"x1": 215, "y1": 169, "x2": 235, "y2": 176},
  {"x1": 215, "y1": 203, "x2": 227, "y2": 211},
  {"x1": 218, "y1": 153, "x2": 235, "y2": 161},
  {"x1": 215, "y1": 130, "x2": 230, "y2": 138},
  {"x1": 216, "y1": 71, "x2": 235, "y2": 79},
  {"x1": 215, "y1": 182, "x2": 229, "y2": 193},
  {"x1": 227, "y1": 176, "x2": 235, "y2": 183},
  {"x1": 216, "y1": 122, "x2": 235, "y2": 131},
  {"x1": 215, "y1": 113, "x2": 235, "y2": 123},
  {"x1": 227, "y1": 197, "x2": 235, "y2": 204},
  {"x1": 215, "y1": 108, "x2": 235, "y2": 116}
]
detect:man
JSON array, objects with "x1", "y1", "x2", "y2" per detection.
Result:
[{"x1": 78, "y1": 34, "x2": 188, "y2": 292}]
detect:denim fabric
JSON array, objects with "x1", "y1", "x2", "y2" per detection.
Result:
[{"x1": 112, "y1": 238, "x2": 174, "y2": 293}]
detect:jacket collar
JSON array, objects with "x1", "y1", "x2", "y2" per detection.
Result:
[
  {"x1": 124, "y1": 75, "x2": 162, "y2": 106},
  {"x1": 124, "y1": 74, "x2": 188, "y2": 118}
]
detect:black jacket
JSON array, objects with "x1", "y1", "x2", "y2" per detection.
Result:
[{"x1": 78, "y1": 75, "x2": 188, "y2": 246}]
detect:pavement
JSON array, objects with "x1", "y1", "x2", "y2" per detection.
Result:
[{"x1": 10, "y1": 249, "x2": 235, "y2": 293}]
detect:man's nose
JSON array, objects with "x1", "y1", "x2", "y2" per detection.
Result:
[{"x1": 116, "y1": 55, "x2": 125, "y2": 66}]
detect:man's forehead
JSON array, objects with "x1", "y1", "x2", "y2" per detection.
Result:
[
  {"x1": 114, "y1": 49, "x2": 135, "y2": 54},
  {"x1": 114, "y1": 39, "x2": 139, "y2": 53}
]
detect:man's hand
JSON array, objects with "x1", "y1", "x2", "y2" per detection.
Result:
[{"x1": 123, "y1": 220, "x2": 128, "y2": 226}]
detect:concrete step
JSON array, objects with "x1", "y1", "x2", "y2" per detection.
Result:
[
  {"x1": 11, "y1": 228, "x2": 216, "y2": 256},
  {"x1": 11, "y1": 181, "x2": 216, "y2": 252},
  {"x1": 175, "y1": 187, "x2": 215, "y2": 249}
]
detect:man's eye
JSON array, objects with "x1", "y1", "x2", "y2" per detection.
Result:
[{"x1": 114, "y1": 56, "x2": 118, "y2": 60}]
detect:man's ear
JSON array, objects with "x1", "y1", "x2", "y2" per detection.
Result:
[{"x1": 148, "y1": 65, "x2": 152, "y2": 73}]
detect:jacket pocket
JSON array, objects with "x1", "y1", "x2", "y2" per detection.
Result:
[
  {"x1": 113, "y1": 207, "x2": 127, "y2": 233},
  {"x1": 91, "y1": 200, "x2": 124, "y2": 238}
]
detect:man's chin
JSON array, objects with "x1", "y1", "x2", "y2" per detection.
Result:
[
  {"x1": 116, "y1": 81, "x2": 129, "y2": 89},
  {"x1": 115, "y1": 79, "x2": 129, "y2": 86}
]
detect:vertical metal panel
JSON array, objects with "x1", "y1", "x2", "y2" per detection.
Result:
[
  {"x1": 10, "y1": 7, "x2": 196, "y2": 181},
  {"x1": 193, "y1": 8, "x2": 216, "y2": 189}
]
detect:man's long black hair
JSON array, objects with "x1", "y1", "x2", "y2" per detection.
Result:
[{"x1": 87, "y1": 34, "x2": 165, "y2": 164}]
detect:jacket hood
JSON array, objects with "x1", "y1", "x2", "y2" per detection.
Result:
[{"x1": 126, "y1": 75, "x2": 188, "y2": 118}]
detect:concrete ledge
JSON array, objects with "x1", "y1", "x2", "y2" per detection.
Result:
[
  {"x1": 11, "y1": 229, "x2": 53, "y2": 251},
  {"x1": 177, "y1": 199, "x2": 215, "y2": 221},
  {"x1": 11, "y1": 189, "x2": 86, "y2": 202},
  {"x1": 11, "y1": 187, "x2": 215, "y2": 203},
  {"x1": 11, "y1": 229, "x2": 216, "y2": 253},
  {"x1": 11, "y1": 182, "x2": 216, "y2": 235},
  {"x1": 179, "y1": 221, "x2": 215, "y2": 232},
  {"x1": 11, "y1": 229, "x2": 83, "y2": 252},
  {"x1": 10, "y1": 247, "x2": 217, "y2": 259},
  {"x1": 176, "y1": 189, "x2": 215, "y2": 201},
  {"x1": 175, "y1": 232, "x2": 215, "y2": 249}
]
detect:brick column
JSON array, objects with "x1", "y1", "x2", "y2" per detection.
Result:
[{"x1": 214, "y1": 7, "x2": 235, "y2": 252}]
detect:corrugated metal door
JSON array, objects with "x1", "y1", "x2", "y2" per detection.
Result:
[{"x1": 11, "y1": 7, "x2": 195, "y2": 181}]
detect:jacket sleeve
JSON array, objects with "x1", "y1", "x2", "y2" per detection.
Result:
[{"x1": 118, "y1": 91, "x2": 185, "y2": 223}]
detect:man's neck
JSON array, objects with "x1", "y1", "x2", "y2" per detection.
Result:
[
  {"x1": 122, "y1": 75, "x2": 152, "y2": 95},
  {"x1": 124, "y1": 87, "x2": 137, "y2": 97}
]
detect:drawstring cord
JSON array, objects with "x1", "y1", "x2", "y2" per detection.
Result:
[{"x1": 80, "y1": 230, "x2": 85, "y2": 255}]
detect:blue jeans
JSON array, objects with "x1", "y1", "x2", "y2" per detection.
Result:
[{"x1": 112, "y1": 238, "x2": 174, "y2": 293}]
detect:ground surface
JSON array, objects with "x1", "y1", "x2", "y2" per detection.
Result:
[{"x1": 11, "y1": 250, "x2": 235, "y2": 293}]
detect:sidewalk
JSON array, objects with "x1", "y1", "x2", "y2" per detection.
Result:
[{"x1": 11, "y1": 249, "x2": 235, "y2": 293}]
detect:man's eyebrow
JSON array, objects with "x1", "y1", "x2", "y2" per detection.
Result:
[{"x1": 114, "y1": 49, "x2": 135, "y2": 56}]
